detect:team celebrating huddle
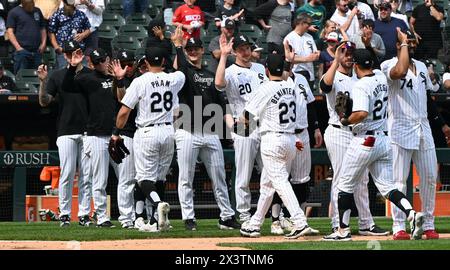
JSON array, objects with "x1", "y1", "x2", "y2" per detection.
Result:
[{"x1": 36, "y1": 10, "x2": 443, "y2": 241}]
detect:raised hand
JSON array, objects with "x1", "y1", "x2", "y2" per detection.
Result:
[
  {"x1": 37, "y1": 64, "x2": 48, "y2": 81},
  {"x1": 152, "y1": 26, "x2": 164, "y2": 40},
  {"x1": 396, "y1": 27, "x2": 408, "y2": 44},
  {"x1": 110, "y1": 59, "x2": 127, "y2": 80},
  {"x1": 219, "y1": 33, "x2": 234, "y2": 56},
  {"x1": 284, "y1": 40, "x2": 295, "y2": 63},
  {"x1": 171, "y1": 25, "x2": 184, "y2": 47}
]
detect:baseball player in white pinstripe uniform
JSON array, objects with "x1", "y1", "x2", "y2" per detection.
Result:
[
  {"x1": 215, "y1": 33, "x2": 267, "y2": 223},
  {"x1": 113, "y1": 47, "x2": 184, "y2": 232},
  {"x1": 240, "y1": 54, "x2": 314, "y2": 239},
  {"x1": 320, "y1": 41, "x2": 388, "y2": 236},
  {"x1": 323, "y1": 48, "x2": 424, "y2": 241},
  {"x1": 37, "y1": 40, "x2": 92, "y2": 228},
  {"x1": 381, "y1": 29, "x2": 441, "y2": 240}
]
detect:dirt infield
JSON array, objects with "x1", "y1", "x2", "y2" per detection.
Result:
[{"x1": 1, "y1": 234, "x2": 450, "y2": 250}]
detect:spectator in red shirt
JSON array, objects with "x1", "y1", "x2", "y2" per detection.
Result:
[{"x1": 172, "y1": 0, "x2": 205, "y2": 40}]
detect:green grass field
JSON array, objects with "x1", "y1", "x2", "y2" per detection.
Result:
[{"x1": 0, "y1": 217, "x2": 449, "y2": 250}]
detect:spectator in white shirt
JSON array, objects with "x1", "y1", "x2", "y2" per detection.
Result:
[
  {"x1": 75, "y1": 0, "x2": 104, "y2": 57},
  {"x1": 330, "y1": 0, "x2": 360, "y2": 40}
]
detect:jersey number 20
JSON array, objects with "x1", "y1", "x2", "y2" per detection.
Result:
[
  {"x1": 150, "y1": 91, "x2": 173, "y2": 112},
  {"x1": 279, "y1": 101, "x2": 296, "y2": 124}
]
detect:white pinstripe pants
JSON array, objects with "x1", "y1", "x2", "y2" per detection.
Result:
[
  {"x1": 249, "y1": 132, "x2": 307, "y2": 229},
  {"x1": 85, "y1": 135, "x2": 110, "y2": 224},
  {"x1": 57, "y1": 134, "x2": 92, "y2": 218},
  {"x1": 175, "y1": 129, "x2": 235, "y2": 221},
  {"x1": 290, "y1": 129, "x2": 311, "y2": 184},
  {"x1": 111, "y1": 135, "x2": 136, "y2": 225},
  {"x1": 233, "y1": 130, "x2": 262, "y2": 222},
  {"x1": 324, "y1": 125, "x2": 375, "y2": 229},
  {"x1": 391, "y1": 143, "x2": 437, "y2": 233}
]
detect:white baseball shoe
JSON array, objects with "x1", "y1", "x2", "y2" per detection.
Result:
[
  {"x1": 408, "y1": 211, "x2": 424, "y2": 240},
  {"x1": 322, "y1": 228, "x2": 352, "y2": 241},
  {"x1": 139, "y1": 222, "x2": 159, "y2": 232},
  {"x1": 134, "y1": 217, "x2": 145, "y2": 229},
  {"x1": 240, "y1": 221, "x2": 261, "y2": 238},
  {"x1": 157, "y1": 202, "x2": 171, "y2": 231},
  {"x1": 279, "y1": 217, "x2": 294, "y2": 231},
  {"x1": 284, "y1": 225, "x2": 314, "y2": 239},
  {"x1": 271, "y1": 221, "x2": 284, "y2": 235}
]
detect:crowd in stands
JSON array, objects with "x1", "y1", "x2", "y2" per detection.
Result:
[{"x1": 0, "y1": 0, "x2": 449, "y2": 141}]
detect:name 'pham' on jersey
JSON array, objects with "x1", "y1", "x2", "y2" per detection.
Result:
[{"x1": 150, "y1": 79, "x2": 172, "y2": 88}]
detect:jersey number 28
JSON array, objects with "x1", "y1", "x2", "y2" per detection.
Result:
[
  {"x1": 150, "y1": 91, "x2": 173, "y2": 112},
  {"x1": 279, "y1": 101, "x2": 296, "y2": 124}
]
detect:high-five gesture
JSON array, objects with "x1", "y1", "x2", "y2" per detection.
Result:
[
  {"x1": 219, "y1": 33, "x2": 233, "y2": 57},
  {"x1": 171, "y1": 25, "x2": 184, "y2": 47},
  {"x1": 109, "y1": 59, "x2": 127, "y2": 80},
  {"x1": 37, "y1": 64, "x2": 48, "y2": 81}
]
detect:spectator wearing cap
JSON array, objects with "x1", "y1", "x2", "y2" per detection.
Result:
[
  {"x1": 296, "y1": 0, "x2": 327, "y2": 41},
  {"x1": 209, "y1": 18, "x2": 236, "y2": 70},
  {"x1": 146, "y1": 19, "x2": 174, "y2": 72},
  {"x1": 37, "y1": 39, "x2": 91, "y2": 226},
  {"x1": 6, "y1": 0, "x2": 47, "y2": 74},
  {"x1": 214, "y1": 0, "x2": 244, "y2": 28},
  {"x1": 330, "y1": 0, "x2": 360, "y2": 40},
  {"x1": 172, "y1": 0, "x2": 205, "y2": 40},
  {"x1": 122, "y1": 0, "x2": 148, "y2": 18},
  {"x1": 74, "y1": 0, "x2": 105, "y2": 57},
  {"x1": 62, "y1": 47, "x2": 116, "y2": 228},
  {"x1": 374, "y1": 2, "x2": 407, "y2": 61},
  {"x1": 350, "y1": 19, "x2": 385, "y2": 68},
  {"x1": 284, "y1": 13, "x2": 320, "y2": 90},
  {"x1": 48, "y1": 0, "x2": 91, "y2": 69},
  {"x1": 318, "y1": 31, "x2": 340, "y2": 79},
  {"x1": 409, "y1": 0, "x2": 444, "y2": 60},
  {"x1": 0, "y1": 60, "x2": 16, "y2": 92},
  {"x1": 250, "y1": 43, "x2": 264, "y2": 64},
  {"x1": 253, "y1": 0, "x2": 292, "y2": 54}
]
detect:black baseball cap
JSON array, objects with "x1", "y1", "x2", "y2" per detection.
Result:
[
  {"x1": 116, "y1": 49, "x2": 135, "y2": 63},
  {"x1": 137, "y1": 55, "x2": 147, "y2": 67},
  {"x1": 185, "y1": 37, "x2": 203, "y2": 49},
  {"x1": 232, "y1": 34, "x2": 252, "y2": 50},
  {"x1": 145, "y1": 47, "x2": 165, "y2": 66},
  {"x1": 90, "y1": 48, "x2": 108, "y2": 64},
  {"x1": 379, "y1": 2, "x2": 392, "y2": 9},
  {"x1": 62, "y1": 40, "x2": 80, "y2": 53},
  {"x1": 221, "y1": 18, "x2": 235, "y2": 29},
  {"x1": 265, "y1": 54, "x2": 284, "y2": 76},
  {"x1": 353, "y1": 49, "x2": 373, "y2": 69},
  {"x1": 251, "y1": 42, "x2": 263, "y2": 52}
]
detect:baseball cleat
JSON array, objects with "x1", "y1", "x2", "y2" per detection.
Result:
[
  {"x1": 322, "y1": 228, "x2": 352, "y2": 241},
  {"x1": 134, "y1": 217, "x2": 145, "y2": 229},
  {"x1": 279, "y1": 217, "x2": 294, "y2": 231},
  {"x1": 59, "y1": 215, "x2": 70, "y2": 228},
  {"x1": 78, "y1": 215, "x2": 93, "y2": 227},
  {"x1": 409, "y1": 211, "x2": 424, "y2": 240},
  {"x1": 121, "y1": 221, "x2": 134, "y2": 229},
  {"x1": 96, "y1": 221, "x2": 116, "y2": 228},
  {"x1": 393, "y1": 230, "x2": 410, "y2": 240},
  {"x1": 240, "y1": 222, "x2": 261, "y2": 238},
  {"x1": 184, "y1": 219, "x2": 197, "y2": 231},
  {"x1": 271, "y1": 221, "x2": 284, "y2": 235},
  {"x1": 157, "y1": 202, "x2": 171, "y2": 231},
  {"x1": 423, "y1": 230, "x2": 439, "y2": 240},
  {"x1": 358, "y1": 225, "x2": 389, "y2": 236},
  {"x1": 284, "y1": 225, "x2": 313, "y2": 239},
  {"x1": 139, "y1": 222, "x2": 159, "y2": 232},
  {"x1": 218, "y1": 217, "x2": 241, "y2": 230}
]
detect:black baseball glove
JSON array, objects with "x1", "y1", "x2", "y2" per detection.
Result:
[
  {"x1": 108, "y1": 137, "x2": 130, "y2": 164},
  {"x1": 335, "y1": 92, "x2": 353, "y2": 119}
]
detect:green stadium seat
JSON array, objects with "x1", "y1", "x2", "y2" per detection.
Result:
[
  {"x1": 4, "y1": 70, "x2": 15, "y2": 82},
  {"x1": 126, "y1": 13, "x2": 152, "y2": 25},
  {"x1": 14, "y1": 81, "x2": 38, "y2": 93},
  {"x1": 42, "y1": 46, "x2": 56, "y2": 68},
  {"x1": 98, "y1": 24, "x2": 119, "y2": 56},
  {"x1": 0, "y1": 57, "x2": 14, "y2": 72},
  {"x1": 102, "y1": 13, "x2": 126, "y2": 29},
  {"x1": 118, "y1": 24, "x2": 149, "y2": 41},
  {"x1": 135, "y1": 47, "x2": 146, "y2": 59},
  {"x1": 239, "y1": 24, "x2": 263, "y2": 42},
  {"x1": 430, "y1": 59, "x2": 446, "y2": 75},
  {"x1": 150, "y1": 0, "x2": 164, "y2": 9},
  {"x1": 105, "y1": 3, "x2": 123, "y2": 14},
  {"x1": 207, "y1": 23, "x2": 220, "y2": 36},
  {"x1": 16, "y1": 69, "x2": 39, "y2": 87},
  {"x1": 111, "y1": 35, "x2": 142, "y2": 56}
]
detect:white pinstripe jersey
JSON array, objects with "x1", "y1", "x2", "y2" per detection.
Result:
[
  {"x1": 293, "y1": 75, "x2": 315, "y2": 129},
  {"x1": 351, "y1": 70, "x2": 389, "y2": 135},
  {"x1": 245, "y1": 80, "x2": 297, "y2": 134},
  {"x1": 217, "y1": 62, "x2": 267, "y2": 118},
  {"x1": 283, "y1": 31, "x2": 317, "y2": 81},
  {"x1": 324, "y1": 71, "x2": 358, "y2": 126},
  {"x1": 121, "y1": 71, "x2": 185, "y2": 128},
  {"x1": 381, "y1": 57, "x2": 437, "y2": 149}
]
